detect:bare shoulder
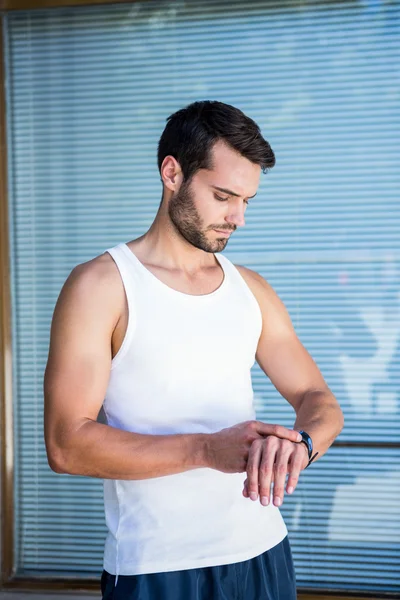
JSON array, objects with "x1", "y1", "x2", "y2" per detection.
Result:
[
  {"x1": 55, "y1": 250, "x2": 125, "y2": 333},
  {"x1": 235, "y1": 264, "x2": 274, "y2": 300},
  {"x1": 234, "y1": 264, "x2": 291, "y2": 325},
  {"x1": 72, "y1": 249, "x2": 120, "y2": 284}
]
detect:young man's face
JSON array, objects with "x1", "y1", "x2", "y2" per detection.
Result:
[{"x1": 168, "y1": 140, "x2": 261, "y2": 253}]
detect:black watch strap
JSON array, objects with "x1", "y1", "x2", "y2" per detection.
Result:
[{"x1": 298, "y1": 430, "x2": 319, "y2": 469}]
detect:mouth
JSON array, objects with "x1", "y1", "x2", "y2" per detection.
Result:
[{"x1": 213, "y1": 229, "x2": 233, "y2": 237}]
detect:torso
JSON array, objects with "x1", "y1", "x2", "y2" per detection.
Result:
[{"x1": 101, "y1": 242, "x2": 287, "y2": 577}]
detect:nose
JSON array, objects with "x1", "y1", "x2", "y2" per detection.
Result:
[
  {"x1": 225, "y1": 205, "x2": 246, "y2": 228},
  {"x1": 225, "y1": 197, "x2": 247, "y2": 228}
]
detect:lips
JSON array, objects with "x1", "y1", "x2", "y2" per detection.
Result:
[{"x1": 214, "y1": 229, "x2": 233, "y2": 236}]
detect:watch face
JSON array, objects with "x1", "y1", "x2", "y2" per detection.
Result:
[{"x1": 300, "y1": 431, "x2": 313, "y2": 455}]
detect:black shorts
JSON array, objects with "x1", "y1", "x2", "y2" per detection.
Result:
[{"x1": 100, "y1": 535, "x2": 296, "y2": 600}]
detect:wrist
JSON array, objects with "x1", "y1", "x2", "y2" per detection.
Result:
[
  {"x1": 296, "y1": 429, "x2": 319, "y2": 469},
  {"x1": 188, "y1": 433, "x2": 210, "y2": 469},
  {"x1": 299, "y1": 440, "x2": 309, "y2": 469}
]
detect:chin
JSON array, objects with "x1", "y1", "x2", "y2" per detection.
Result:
[{"x1": 212, "y1": 239, "x2": 229, "y2": 253}]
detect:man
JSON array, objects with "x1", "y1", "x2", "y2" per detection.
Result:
[{"x1": 44, "y1": 100, "x2": 344, "y2": 600}]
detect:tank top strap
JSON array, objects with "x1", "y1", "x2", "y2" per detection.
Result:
[
  {"x1": 215, "y1": 252, "x2": 242, "y2": 279},
  {"x1": 217, "y1": 253, "x2": 263, "y2": 325},
  {"x1": 215, "y1": 252, "x2": 234, "y2": 273},
  {"x1": 106, "y1": 243, "x2": 137, "y2": 370}
]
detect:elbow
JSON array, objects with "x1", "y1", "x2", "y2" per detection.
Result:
[
  {"x1": 46, "y1": 444, "x2": 68, "y2": 474},
  {"x1": 340, "y1": 411, "x2": 345, "y2": 432},
  {"x1": 44, "y1": 419, "x2": 84, "y2": 475},
  {"x1": 45, "y1": 436, "x2": 77, "y2": 475},
  {"x1": 48, "y1": 457, "x2": 66, "y2": 475},
  {"x1": 336, "y1": 404, "x2": 345, "y2": 436},
  {"x1": 324, "y1": 388, "x2": 345, "y2": 435},
  {"x1": 45, "y1": 419, "x2": 93, "y2": 476}
]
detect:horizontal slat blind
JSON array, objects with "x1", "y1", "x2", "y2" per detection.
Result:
[{"x1": 3, "y1": 0, "x2": 399, "y2": 593}]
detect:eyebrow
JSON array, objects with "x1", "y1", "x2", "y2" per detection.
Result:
[{"x1": 211, "y1": 185, "x2": 257, "y2": 199}]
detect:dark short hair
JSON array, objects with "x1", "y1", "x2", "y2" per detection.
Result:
[{"x1": 157, "y1": 100, "x2": 275, "y2": 182}]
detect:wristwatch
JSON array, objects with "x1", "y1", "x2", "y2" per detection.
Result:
[{"x1": 297, "y1": 430, "x2": 319, "y2": 469}]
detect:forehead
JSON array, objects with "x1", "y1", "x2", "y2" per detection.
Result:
[{"x1": 198, "y1": 140, "x2": 261, "y2": 197}]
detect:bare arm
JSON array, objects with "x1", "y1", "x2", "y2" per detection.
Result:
[
  {"x1": 44, "y1": 258, "x2": 206, "y2": 479},
  {"x1": 44, "y1": 257, "x2": 301, "y2": 480},
  {"x1": 236, "y1": 266, "x2": 344, "y2": 505},
  {"x1": 251, "y1": 271, "x2": 343, "y2": 457}
]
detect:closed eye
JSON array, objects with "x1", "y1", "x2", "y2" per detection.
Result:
[{"x1": 214, "y1": 193, "x2": 250, "y2": 207}]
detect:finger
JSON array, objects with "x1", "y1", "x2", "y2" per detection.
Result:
[
  {"x1": 257, "y1": 439, "x2": 276, "y2": 506},
  {"x1": 246, "y1": 439, "x2": 263, "y2": 501},
  {"x1": 244, "y1": 473, "x2": 279, "y2": 499},
  {"x1": 272, "y1": 441, "x2": 293, "y2": 507},
  {"x1": 253, "y1": 422, "x2": 302, "y2": 444},
  {"x1": 286, "y1": 444, "x2": 308, "y2": 495}
]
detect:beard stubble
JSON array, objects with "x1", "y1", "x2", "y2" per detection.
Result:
[{"x1": 168, "y1": 181, "x2": 233, "y2": 253}]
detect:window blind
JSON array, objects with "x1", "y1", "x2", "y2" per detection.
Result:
[{"x1": 3, "y1": 0, "x2": 399, "y2": 593}]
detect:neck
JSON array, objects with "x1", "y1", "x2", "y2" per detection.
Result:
[{"x1": 129, "y1": 201, "x2": 216, "y2": 274}]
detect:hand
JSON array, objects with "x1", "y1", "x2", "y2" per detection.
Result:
[
  {"x1": 205, "y1": 420, "x2": 302, "y2": 474},
  {"x1": 242, "y1": 436, "x2": 309, "y2": 507}
]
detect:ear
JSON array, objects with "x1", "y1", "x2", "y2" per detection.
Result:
[{"x1": 160, "y1": 156, "x2": 183, "y2": 192}]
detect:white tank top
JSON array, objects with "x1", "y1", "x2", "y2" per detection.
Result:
[{"x1": 102, "y1": 242, "x2": 287, "y2": 577}]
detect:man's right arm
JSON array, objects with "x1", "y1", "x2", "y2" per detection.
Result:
[{"x1": 44, "y1": 258, "x2": 301, "y2": 480}]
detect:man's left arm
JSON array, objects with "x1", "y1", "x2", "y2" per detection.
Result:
[{"x1": 237, "y1": 266, "x2": 344, "y2": 506}]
